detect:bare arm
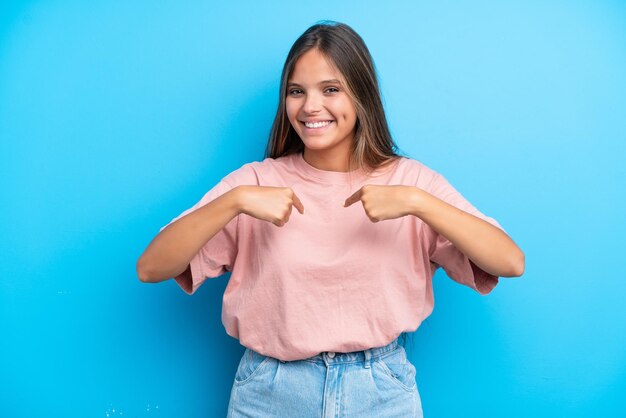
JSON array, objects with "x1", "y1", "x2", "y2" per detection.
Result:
[
  {"x1": 136, "y1": 185, "x2": 304, "y2": 284},
  {"x1": 136, "y1": 187, "x2": 243, "y2": 283},
  {"x1": 407, "y1": 187, "x2": 525, "y2": 278}
]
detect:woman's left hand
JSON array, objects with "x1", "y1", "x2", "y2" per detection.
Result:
[{"x1": 343, "y1": 185, "x2": 419, "y2": 222}]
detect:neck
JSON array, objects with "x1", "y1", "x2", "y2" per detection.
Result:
[{"x1": 303, "y1": 148, "x2": 357, "y2": 173}]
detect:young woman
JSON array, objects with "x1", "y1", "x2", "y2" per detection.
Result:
[{"x1": 137, "y1": 21, "x2": 524, "y2": 418}]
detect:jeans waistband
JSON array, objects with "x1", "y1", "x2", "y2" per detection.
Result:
[{"x1": 288, "y1": 338, "x2": 399, "y2": 369}]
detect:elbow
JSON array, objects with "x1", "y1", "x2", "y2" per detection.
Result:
[
  {"x1": 509, "y1": 249, "x2": 525, "y2": 277},
  {"x1": 136, "y1": 257, "x2": 154, "y2": 283},
  {"x1": 136, "y1": 256, "x2": 176, "y2": 284}
]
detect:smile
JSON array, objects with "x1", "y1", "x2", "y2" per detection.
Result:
[{"x1": 302, "y1": 120, "x2": 333, "y2": 129}]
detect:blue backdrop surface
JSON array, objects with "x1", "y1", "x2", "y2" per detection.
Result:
[{"x1": 1, "y1": 0, "x2": 625, "y2": 417}]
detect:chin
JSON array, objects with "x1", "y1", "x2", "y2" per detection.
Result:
[{"x1": 301, "y1": 140, "x2": 336, "y2": 150}]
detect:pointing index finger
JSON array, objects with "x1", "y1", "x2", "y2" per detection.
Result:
[
  {"x1": 292, "y1": 192, "x2": 305, "y2": 214},
  {"x1": 343, "y1": 188, "x2": 362, "y2": 207}
]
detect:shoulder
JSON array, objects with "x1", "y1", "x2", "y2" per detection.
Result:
[
  {"x1": 221, "y1": 155, "x2": 292, "y2": 187},
  {"x1": 392, "y1": 156, "x2": 441, "y2": 189}
]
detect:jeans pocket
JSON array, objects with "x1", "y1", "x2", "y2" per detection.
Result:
[
  {"x1": 375, "y1": 346, "x2": 417, "y2": 392},
  {"x1": 233, "y1": 348, "x2": 273, "y2": 387}
]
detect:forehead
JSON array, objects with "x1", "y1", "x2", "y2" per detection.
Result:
[{"x1": 288, "y1": 49, "x2": 344, "y2": 84}]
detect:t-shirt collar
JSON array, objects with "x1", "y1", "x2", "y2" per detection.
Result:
[{"x1": 291, "y1": 151, "x2": 370, "y2": 185}]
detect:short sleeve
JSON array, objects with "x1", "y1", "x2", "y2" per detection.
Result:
[
  {"x1": 423, "y1": 173, "x2": 506, "y2": 295},
  {"x1": 159, "y1": 179, "x2": 239, "y2": 295}
]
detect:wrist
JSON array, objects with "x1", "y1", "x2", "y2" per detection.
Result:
[
  {"x1": 404, "y1": 186, "x2": 430, "y2": 218},
  {"x1": 225, "y1": 186, "x2": 248, "y2": 216}
]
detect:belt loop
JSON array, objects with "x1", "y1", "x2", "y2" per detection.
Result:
[
  {"x1": 322, "y1": 352, "x2": 330, "y2": 368},
  {"x1": 363, "y1": 348, "x2": 371, "y2": 369}
]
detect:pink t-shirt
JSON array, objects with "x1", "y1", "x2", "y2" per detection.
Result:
[{"x1": 159, "y1": 152, "x2": 505, "y2": 361}]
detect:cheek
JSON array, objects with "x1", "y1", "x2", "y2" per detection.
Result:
[
  {"x1": 339, "y1": 99, "x2": 357, "y2": 122},
  {"x1": 285, "y1": 101, "x2": 298, "y2": 123}
]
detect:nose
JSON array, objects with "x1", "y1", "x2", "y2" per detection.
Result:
[{"x1": 303, "y1": 91, "x2": 322, "y2": 114}]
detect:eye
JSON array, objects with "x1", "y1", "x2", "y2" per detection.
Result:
[
  {"x1": 288, "y1": 89, "x2": 303, "y2": 96},
  {"x1": 325, "y1": 87, "x2": 339, "y2": 94}
]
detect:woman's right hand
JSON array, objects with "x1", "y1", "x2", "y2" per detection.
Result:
[{"x1": 235, "y1": 186, "x2": 305, "y2": 227}]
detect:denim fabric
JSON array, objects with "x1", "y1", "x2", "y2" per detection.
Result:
[{"x1": 227, "y1": 338, "x2": 423, "y2": 417}]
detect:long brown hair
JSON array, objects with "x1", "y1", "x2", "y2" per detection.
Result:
[{"x1": 265, "y1": 20, "x2": 406, "y2": 174}]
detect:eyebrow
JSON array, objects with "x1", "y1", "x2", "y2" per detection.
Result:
[{"x1": 287, "y1": 79, "x2": 343, "y2": 87}]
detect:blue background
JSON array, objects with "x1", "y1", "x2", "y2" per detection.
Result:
[{"x1": 1, "y1": 0, "x2": 625, "y2": 417}]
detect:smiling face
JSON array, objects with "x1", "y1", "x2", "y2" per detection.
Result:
[{"x1": 286, "y1": 48, "x2": 358, "y2": 172}]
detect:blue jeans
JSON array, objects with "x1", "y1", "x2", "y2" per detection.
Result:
[{"x1": 227, "y1": 337, "x2": 423, "y2": 417}]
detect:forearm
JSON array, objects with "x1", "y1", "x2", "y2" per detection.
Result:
[
  {"x1": 136, "y1": 187, "x2": 243, "y2": 282},
  {"x1": 405, "y1": 186, "x2": 525, "y2": 277}
]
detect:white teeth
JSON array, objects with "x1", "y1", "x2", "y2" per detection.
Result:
[{"x1": 304, "y1": 120, "x2": 332, "y2": 128}]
